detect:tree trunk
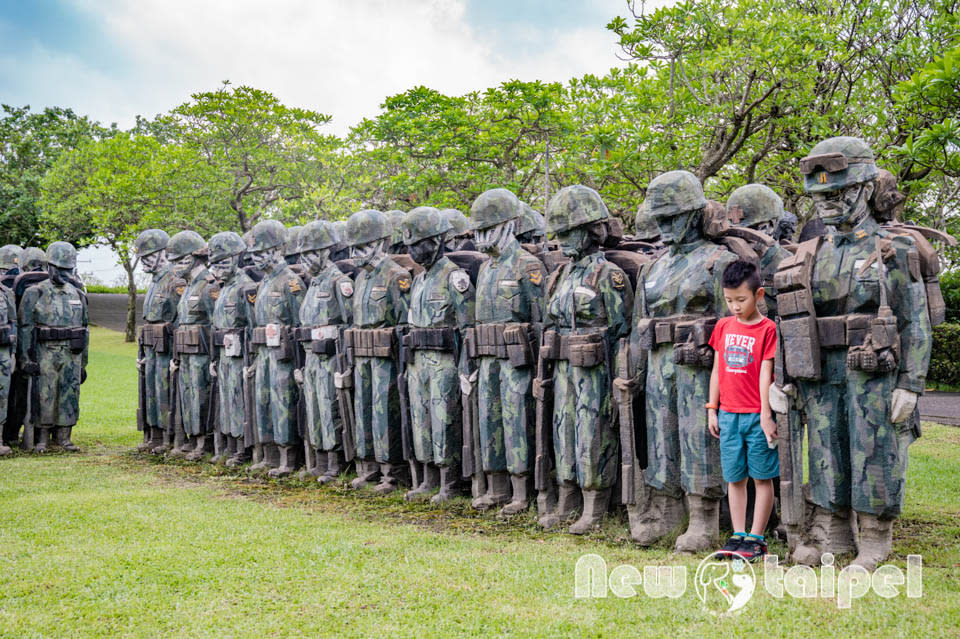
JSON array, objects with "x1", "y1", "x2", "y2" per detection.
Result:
[{"x1": 123, "y1": 259, "x2": 137, "y2": 343}]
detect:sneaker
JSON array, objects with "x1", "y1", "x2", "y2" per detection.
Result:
[
  {"x1": 735, "y1": 537, "x2": 768, "y2": 562},
  {"x1": 715, "y1": 534, "x2": 745, "y2": 559}
]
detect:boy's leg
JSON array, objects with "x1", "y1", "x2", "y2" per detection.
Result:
[
  {"x1": 751, "y1": 478, "x2": 775, "y2": 536},
  {"x1": 728, "y1": 478, "x2": 749, "y2": 533}
]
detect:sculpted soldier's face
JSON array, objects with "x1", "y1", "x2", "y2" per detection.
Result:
[
  {"x1": 409, "y1": 236, "x2": 442, "y2": 267},
  {"x1": 140, "y1": 252, "x2": 165, "y2": 274},
  {"x1": 250, "y1": 247, "x2": 282, "y2": 271},
  {"x1": 209, "y1": 255, "x2": 239, "y2": 283},
  {"x1": 172, "y1": 255, "x2": 195, "y2": 279},
  {"x1": 351, "y1": 239, "x2": 383, "y2": 266},
  {"x1": 48, "y1": 264, "x2": 70, "y2": 286},
  {"x1": 300, "y1": 248, "x2": 330, "y2": 274},
  {"x1": 475, "y1": 219, "x2": 516, "y2": 256},
  {"x1": 659, "y1": 210, "x2": 700, "y2": 246},
  {"x1": 813, "y1": 181, "x2": 875, "y2": 230}
]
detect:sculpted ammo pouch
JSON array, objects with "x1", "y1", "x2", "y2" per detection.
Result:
[
  {"x1": 173, "y1": 325, "x2": 211, "y2": 356},
  {"x1": 0, "y1": 325, "x2": 14, "y2": 346},
  {"x1": 464, "y1": 323, "x2": 535, "y2": 367},
  {"x1": 673, "y1": 317, "x2": 717, "y2": 368},
  {"x1": 294, "y1": 325, "x2": 339, "y2": 356},
  {"x1": 251, "y1": 324, "x2": 295, "y2": 361},
  {"x1": 774, "y1": 239, "x2": 821, "y2": 380},
  {"x1": 37, "y1": 326, "x2": 88, "y2": 353},
  {"x1": 540, "y1": 330, "x2": 605, "y2": 368},
  {"x1": 140, "y1": 322, "x2": 172, "y2": 353},
  {"x1": 344, "y1": 327, "x2": 396, "y2": 359},
  {"x1": 213, "y1": 329, "x2": 245, "y2": 358},
  {"x1": 402, "y1": 327, "x2": 457, "y2": 355}
]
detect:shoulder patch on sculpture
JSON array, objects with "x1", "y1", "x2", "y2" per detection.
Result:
[
  {"x1": 527, "y1": 268, "x2": 543, "y2": 286},
  {"x1": 338, "y1": 280, "x2": 354, "y2": 298},
  {"x1": 397, "y1": 276, "x2": 412, "y2": 292},
  {"x1": 610, "y1": 269, "x2": 626, "y2": 290},
  {"x1": 288, "y1": 279, "x2": 302, "y2": 294},
  {"x1": 450, "y1": 269, "x2": 470, "y2": 293},
  {"x1": 245, "y1": 286, "x2": 258, "y2": 305},
  {"x1": 209, "y1": 287, "x2": 220, "y2": 301}
]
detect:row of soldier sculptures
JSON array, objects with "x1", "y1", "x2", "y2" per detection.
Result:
[{"x1": 135, "y1": 136, "x2": 948, "y2": 571}]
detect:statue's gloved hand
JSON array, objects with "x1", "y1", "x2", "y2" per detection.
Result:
[
  {"x1": 80, "y1": 368, "x2": 87, "y2": 384},
  {"x1": 243, "y1": 365, "x2": 256, "y2": 380},
  {"x1": 459, "y1": 370, "x2": 478, "y2": 396},
  {"x1": 613, "y1": 375, "x2": 640, "y2": 393},
  {"x1": 890, "y1": 389, "x2": 918, "y2": 424},
  {"x1": 169, "y1": 360, "x2": 179, "y2": 375},
  {"x1": 209, "y1": 362, "x2": 217, "y2": 378},
  {"x1": 769, "y1": 384, "x2": 789, "y2": 414},
  {"x1": 21, "y1": 360, "x2": 40, "y2": 376},
  {"x1": 136, "y1": 358, "x2": 145, "y2": 372},
  {"x1": 293, "y1": 368, "x2": 304, "y2": 385}
]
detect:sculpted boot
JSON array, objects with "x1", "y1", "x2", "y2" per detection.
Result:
[
  {"x1": 226, "y1": 437, "x2": 250, "y2": 467},
  {"x1": 151, "y1": 428, "x2": 172, "y2": 455},
  {"x1": 137, "y1": 427, "x2": 152, "y2": 452},
  {"x1": 470, "y1": 472, "x2": 487, "y2": 500},
  {"x1": 268, "y1": 445, "x2": 297, "y2": 478},
  {"x1": 569, "y1": 488, "x2": 611, "y2": 535},
  {"x1": 248, "y1": 443, "x2": 269, "y2": 471},
  {"x1": 431, "y1": 464, "x2": 465, "y2": 504},
  {"x1": 318, "y1": 450, "x2": 344, "y2": 485},
  {"x1": 629, "y1": 489, "x2": 686, "y2": 546},
  {"x1": 538, "y1": 481, "x2": 581, "y2": 529},
  {"x1": 472, "y1": 472, "x2": 511, "y2": 511},
  {"x1": 792, "y1": 504, "x2": 856, "y2": 565},
  {"x1": 298, "y1": 444, "x2": 322, "y2": 480},
  {"x1": 185, "y1": 435, "x2": 208, "y2": 461},
  {"x1": 167, "y1": 427, "x2": 190, "y2": 458},
  {"x1": 373, "y1": 463, "x2": 403, "y2": 495},
  {"x1": 675, "y1": 495, "x2": 720, "y2": 553},
  {"x1": 34, "y1": 427, "x2": 51, "y2": 454},
  {"x1": 851, "y1": 513, "x2": 894, "y2": 571},
  {"x1": 500, "y1": 474, "x2": 531, "y2": 515},
  {"x1": 55, "y1": 427, "x2": 80, "y2": 452},
  {"x1": 147, "y1": 427, "x2": 164, "y2": 453},
  {"x1": 350, "y1": 459, "x2": 380, "y2": 489},
  {"x1": 209, "y1": 431, "x2": 226, "y2": 464},
  {"x1": 21, "y1": 424, "x2": 35, "y2": 452},
  {"x1": 404, "y1": 463, "x2": 440, "y2": 501}
]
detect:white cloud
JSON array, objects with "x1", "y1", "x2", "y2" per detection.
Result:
[{"x1": 16, "y1": 0, "x2": 628, "y2": 134}]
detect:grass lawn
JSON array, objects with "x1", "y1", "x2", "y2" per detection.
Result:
[{"x1": 0, "y1": 327, "x2": 957, "y2": 637}]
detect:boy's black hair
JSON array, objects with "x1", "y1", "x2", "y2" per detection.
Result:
[{"x1": 721, "y1": 259, "x2": 761, "y2": 293}]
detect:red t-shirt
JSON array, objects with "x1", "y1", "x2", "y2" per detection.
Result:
[{"x1": 708, "y1": 316, "x2": 777, "y2": 413}]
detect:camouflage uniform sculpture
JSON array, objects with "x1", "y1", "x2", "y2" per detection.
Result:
[
  {"x1": 0, "y1": 246, "x2": 22, "y2": 290},
  {"x1": 386, "y1": 210, "x2": 408, "y2": 254},
  {"x1": 134, "y1": 229, "x2": 182, "y2": 454},
  {"x1": 0, "y1": 246, "x2": 21, "y2": 448},
  {"x1": 296, "y1": 220, "x2": 353, "y2": 484},
  {"x1": 628, "y1": 171, "x2": 738, "y2": 551},
  {"x1": 0, "y1": 278, "x2": 14, "y2": 455},
  {"x1": 772, "y1": 137, "x2": 932, "y2": 569},
  {"x1": 442, "y1": 209, "x2": 476, "y2": 252},
  {"x1": 538, "y1": 185, "x2": 634, "y2": 533},
  {"x1": 401, "y1": 207, "x2": 476, "y2": 503},
  {"x1": 18, "y1": 242, "x2": 88, "y2": 453},
  {"x1": 344, "y1": 210, "x2": 411, "y2": 492},
  {"x1": 465, "y1": 188, "x2": 545, "y2": 513},
  {"x1": 167, "y1": 231, "x2": 215, "y2": 460},
  {"x1": 247, "y1": 220, "x2": 306, "y2": 477},
  {"x1": 726, "y1": 184, "x2": 792, "y2": 318},
  {"x1": 516, "y1": 203, "x2": 547, "y2": 245},
  {"x1": 208, "y1": 232, "x2": 255, "y2": 466}
]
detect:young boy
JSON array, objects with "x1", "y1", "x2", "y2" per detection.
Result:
[{"x1": 707, "y1": 260, "x2": 779, "y2": 561}]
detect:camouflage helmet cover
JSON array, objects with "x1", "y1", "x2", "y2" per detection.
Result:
[
  {"x1": 470, "y1": 188, "x2": 521, "y2": 231},
  {"x1": 21, "y1": 247, "x2": 46, "y2": 271},
  {"x1": 644, "y1": 170, "x2": 707, "y2": 220},
  {"x1": 134, "y1": 229, "x2": 169, "y2": 259},
  {"x1": 518, "y1": 202, "x2": 546, "y2": 236},
  {"x1": 284, "y1": 225, "x2": 303, "y2": 256},
  {"x1": 167, "y1": 230, "x2": 206, "y2": 261},
  {"x1": 633, "y1": 201, "x2": 661, "y2": 240},
  {"x1": 208, "y1": 232, "x2": 246, "y2": 263},
  {"x1": 385, "y1": 209, "x2": 406, "y2": 245},
  {"x1": 300, "y1": 220, "x2": 339, "y2": 252},
  {"x1": 45, "y1": 241, "x2": 77, "y2": 269},
  {"x1": 0, "y1": 245, "x2": 22, "y2": 270},
  {"x1": 800, "y1": 136, "x2": 878, "y2": 194},
  {"x1": 332, "y1": 220, "x2": 349, "y2": 245},
  {"x1": 546, "y1": 184, "x2": 609, "y2": 234},
  {"x1": 346, "y1": 209, "x2": 391, "y2": 246},
  {"x1": 248, "y1": 220, "x2": 286, "y2": 252},
  {"x1": 441, "y1": 208, "x2": 470, "y2": 236},
  {"x1": 726, "y1": 184, "x2": 784, "y2": 229},
  {"x1": 402, "y1": 206, "x2": 452, "y2": 245}
]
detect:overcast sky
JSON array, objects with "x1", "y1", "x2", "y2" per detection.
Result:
[{"x1": 1, "y1": 0, "x2": 644, "y2": 135}]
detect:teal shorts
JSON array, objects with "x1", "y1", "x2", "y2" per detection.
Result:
[{"x1": 718, "y1": 410, "x2": 779, "y2": 483}]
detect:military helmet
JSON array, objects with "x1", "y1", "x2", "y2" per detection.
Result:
[
  {"x1": 441, "y1": 209, "x2": 470, "y2": 236},
  {"x1": 644, "y1": 171, "x2": 707, "y2": 220},
  {"x1": 0, "y1": 245, "x2": 22, "y2": 270},
  {"x1": 633, "y1": 202, "x2": 661, "y2": 241},
  {"x1": 470, "y1": 188, "x2": 521, "y2": 231},
  {"x1": 726, "y1": 184, "x2": 784, "y2": 229},
  {"x1": 21, "y1": 247, "x2": 46, "y2": 271},
  {"x1": 402, "y1": 207, "x2": 451, "y2": 245},
  {"x1": 208, "y1": 232, "x2": 246, "y2": 263},
  {"x1": 284, "y1": 225, "x2": 303, "y2": 256},
  {"x1": 45, "y1": 241, "x2": 77, "y2": 269},
  {"x1": 546, "y1": 185, "x2": 609, "y2": 234},
  {"x1": 385, "y1": 209, "x2": 406, "y2": 246},
  {"x1": 248, "y1": 220, "x2": 286, "y2": 252},
  {"x1": 346, "y1": 209, "x2": 391, "y2": 247},
  {"x1": 800, "y1": 136, "x2": 878, "y2": 194},
  {"x1": 167, "y1": 230, "x2": 206, "y2": 261},
  {"x1": 518, "y1": 203, "x2": 546, "y2": 236},
  {"x1": 300, "y1": 220, "x2": 338, "y2": 252},
  {"x1": 134, "y1": 229, "x2": 169, "y2": 259},
  {"x1": 332, "y1": 220, "x2": 349, "y2": 245}
]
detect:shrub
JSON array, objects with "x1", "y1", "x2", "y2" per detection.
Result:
[{"x1": 929, "y1": 322, "x2": 960, "y2": 388}]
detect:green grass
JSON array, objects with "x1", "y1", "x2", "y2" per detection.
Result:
[
  {"x1": 84, "y1": 286, "x2": 145, "y2": 295},
  {"x1": 0, "y1": 327, "x2": 957, "y2": 638}
]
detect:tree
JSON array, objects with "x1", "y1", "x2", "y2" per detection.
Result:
[
  {"x1": 0, "y1": 105, "x2": 108, "y2": 245},
  {"x1": 172, "y1": 82, "x2": 334, "y2": 232}
]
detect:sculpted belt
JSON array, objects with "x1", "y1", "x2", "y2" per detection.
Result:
[
  {"x1": 344, "y1": 327, "x2": 396, "y2": 358},
  {"x1": 37, "y1": 325, "x2": 87, "y2": 353},
  {"x1": 464, "y1": 323, "x2": 535, "y2": 366},
  {"x1": 295, "y1": 325, "x2": 340, "y2": 356},
  {"x1": 540, "y1": 330, "x2": 606, "y2": 368},
  {"x1": 140, "y1": 322, "x2": 172, "y2": 353},
  {"x1": 173, "y1": 325, "x2": 211, "y2": 356}
]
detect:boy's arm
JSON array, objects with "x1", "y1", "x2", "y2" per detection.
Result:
[
  {"x1": 707, "y1": 350, "x2": 720, "y2": 438},
  {"x1": 759, "y1": 358, "x2": 777, "y2": 444}
]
